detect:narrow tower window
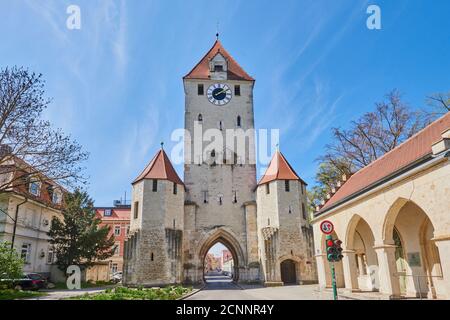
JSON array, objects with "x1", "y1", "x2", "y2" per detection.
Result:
[
  {"x1": 302, "y1": 203, "x2": 307, "y2": 220},
  {"x1": 233, "y1": 191, "x2": 237, "y2": 203},
  {"x1": 219, "y1": 121, "x2": 223, "y2": 131},
  {"x1": 234, "y1": 85, "x2": 241, "y2": 96},
  {"x1": 152, "y1": 179, "x2": 158, "y2": 192},
  {"x1": 198, "y1": 84, "x2": 204, "y2": 95},
  {"x1": 266, "y1": 183, "x2": 270, "y2": 194},
  {"x1": 151, "y1": 253, "x2": 154, "y2": 261},
  {"x1": 211, "y1": 149, "x2": 216, "y2": 158},
  {"x1": 173, "y1": 182, "x2": 177, "y2": 195},
  {"x1": 198, "y1": 114, "x2": 203, "y2": 122},
  {"x1": 237, "y1": 116, "x2": 241, "y2": 127},
  {"x1": 202, "y1": 191, "x2": 208, "y2": 204},
  {"x1": 134, "y1": 201, "x2": 139, "y2": 219},
  {"x1": 285, "y1": 180, "x2": 290, "y2": 192}
]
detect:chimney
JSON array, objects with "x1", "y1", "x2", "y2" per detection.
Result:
[
  {"x1": 432, "y1": 128, "x2": 450, "y2": 155},
  {"x1": 0, "y1": 144, "x2": 12, "y2": 158}
]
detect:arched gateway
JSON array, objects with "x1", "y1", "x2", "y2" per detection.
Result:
[{"x1": 198, "y1": 228, "x2": 245, "y2": 282}]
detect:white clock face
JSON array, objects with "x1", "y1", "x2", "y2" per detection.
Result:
[{"x1": 207, "y1": 83, "x2": 232, "y2": 106}]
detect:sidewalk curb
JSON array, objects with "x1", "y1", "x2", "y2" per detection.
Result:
[{"x1": 179, "y1": 285, "x2": 205, "y2": 300}]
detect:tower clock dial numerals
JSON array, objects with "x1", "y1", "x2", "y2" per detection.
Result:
[{"x1": 207, "y1": 83, "x2": 232, "y2": 106}]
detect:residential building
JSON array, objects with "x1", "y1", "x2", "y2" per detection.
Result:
[
  {"x1": 0, "y1": 155, "x2": 64, "y2": 278},
  {"x1": 94, "y1": 201, "x2": 131, "y2": 275}
]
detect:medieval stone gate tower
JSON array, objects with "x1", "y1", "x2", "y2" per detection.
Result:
[{"x1": 123, "y1": 38, "x2": 317, "y2": 287}]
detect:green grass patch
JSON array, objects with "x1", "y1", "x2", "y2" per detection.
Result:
[
  {"x1": 0, "y1": 290, "x2": 47, "y2": 300},
  {"x1": 68, "y1": 286, "x2": 192, "y2": 300}
]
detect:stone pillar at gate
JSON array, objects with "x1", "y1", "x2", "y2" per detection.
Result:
[
  {"x1": 342, "y1": 250, "x2": 359, "y2": 292},
  {"x1": 315, "y1": 253, "x2": 327, "y2": 289},
  {"x1": 374, "y1": 245, "x2": 401, "y2": 298}
]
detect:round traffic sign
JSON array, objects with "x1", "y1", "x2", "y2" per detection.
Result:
[{"x1": 320, "y1": 220, "x2": 334, "y2": 235}]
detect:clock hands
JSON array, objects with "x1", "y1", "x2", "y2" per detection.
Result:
[{"x1": 213, "y1": 88, "x2": 228, "y2": 97}]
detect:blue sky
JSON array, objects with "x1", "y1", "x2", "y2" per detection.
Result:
[{"x1": 1, "y1": 1, "x2": 449, "y2": 206}]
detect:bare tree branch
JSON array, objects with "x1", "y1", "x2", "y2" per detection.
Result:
[{"x1": 0, "y1": 67, "x2": 88, "y2": 194}]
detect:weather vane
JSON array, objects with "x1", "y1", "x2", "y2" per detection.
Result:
[{"x1": 216, "y1": 21, "x2": 220, "y2": 40}]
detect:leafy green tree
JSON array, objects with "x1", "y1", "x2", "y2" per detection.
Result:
[
  {"x1": 0, "y1": 241, "x2": 23, "y2": 280},
  {"x1": 48, "y1": 190, "x2": 115, "y2": 274}
]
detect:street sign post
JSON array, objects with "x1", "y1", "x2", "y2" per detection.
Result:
[
  {"x1": 321, "y1": 220, "x2": 339, "y2": 301},
  {"x1": 320, "y1": 220, "x2": 334, "y2": 235},
  {"x1": 326, "y1": 235, "x2": 339, "y2": 300}
]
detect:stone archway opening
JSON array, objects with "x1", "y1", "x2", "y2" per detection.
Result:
[
  {"x1": 198, "y1": 228, "x2": 246, "y2": 284},
  {"x1": 203, "y1": 241, "x2": 236, "y2": 284},
  {"x1": 345, "y1": 215, "x2": 379, "y2": 292},
  {"x1": 383, "y1": 199, "x2": 443, "y2": 299}
]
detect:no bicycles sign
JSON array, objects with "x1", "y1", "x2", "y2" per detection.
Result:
[{"x1": 320, "y1": 220, "x2": 334, "y2": 235}]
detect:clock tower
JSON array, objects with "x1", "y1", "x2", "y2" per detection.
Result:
[{"x1": 182, "y1": 39, "x2": 260, "y2": 283}]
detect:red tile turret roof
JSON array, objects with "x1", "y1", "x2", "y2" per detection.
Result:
[
  {"x1": 184, "y1": 40, "x2": 254, "y2": 82},
  {"x1": 258, "y1": 151, "x2": 305, "y2": 185},
  {"x1": 133, "y1": 149, "x2": 184, "y2": 185}
]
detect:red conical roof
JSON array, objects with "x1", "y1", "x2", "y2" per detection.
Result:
[
  {"x1": 133, "y1": 149, "x2": 184, "y2": 185},
  {"x1": 258, "y1": 151, "x2": 305, "y2": 185},
  {"x1": 184, "y1": 40, "x2": 254, "y2": 81}
]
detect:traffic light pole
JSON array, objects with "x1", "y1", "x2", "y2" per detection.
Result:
[{"x1": 330, "y1": 262, "x2": 338, "y2": 300}]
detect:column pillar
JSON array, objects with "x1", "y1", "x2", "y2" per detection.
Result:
[
  {"x1": 342, "y1": 250, "x2": 359, "y2": 292},
  {"x1": 315, "y1": 253, "x2": 327, "y2": 290},
  {"x1": 374, "y1": 244, "x2": 401, "y2": 299},
  {"x1": 432, "y1": 236, "x2": 450, "y2": 299},
  {"x1": 357, "y1": 254, "x2": 365, "y2": 275}
]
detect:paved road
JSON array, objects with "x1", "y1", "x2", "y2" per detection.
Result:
[{"x1": 186, "y1": 272, "x2": 339, "y2": 300}]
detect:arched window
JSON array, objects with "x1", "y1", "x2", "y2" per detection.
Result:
[
  {"x1": 211, "y1": 149, "x2": 216, "y2": 158},
  {"x1": 198, "y1": 114, "x2": 203, "y2": 122},
  {"x1": 237, "y1": 116, "x2": 241, "y2": 127}
]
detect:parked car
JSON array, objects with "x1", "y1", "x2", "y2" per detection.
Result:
[
  {"x1": 111, "y1": 272, "x2": 122, "y2": 283},
  {"x1": 0, "y1": 274, "x2": 38, "y2": 291},
  {"x1": 0, "y1": 273, "x2": 48, "y2": 291},
  {"x1": 25, "y1": 273, "x2": 48, "y2": 290}
]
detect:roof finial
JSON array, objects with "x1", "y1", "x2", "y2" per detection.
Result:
[
  {"x1": 160, "y1": 141, "x2": 164, "y2": 150},
  {"x1": 216, "y1": 21, "x2": 220, "y2": 40},
  {"x1": 276, "y1": 143, "x2": 280, "y2": 152}
]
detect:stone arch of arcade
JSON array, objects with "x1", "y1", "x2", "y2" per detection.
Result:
[
  {"x1": 344, "y1": 214, "x2": 379, "y2": 292},
  {"x1": 381, "y1": 198, "x2": 443, "y2": 299}
]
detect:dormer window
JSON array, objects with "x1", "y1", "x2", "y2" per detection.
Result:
[
  {"x1": 214, "y1": 65, "x2": 224, "y2": 72},
  {"x1": 52, "y1": 188, "x2": 62, "y2": 205},
  {"x1": 29, "y1": 178, "x2": 41, "y2": 197}
]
